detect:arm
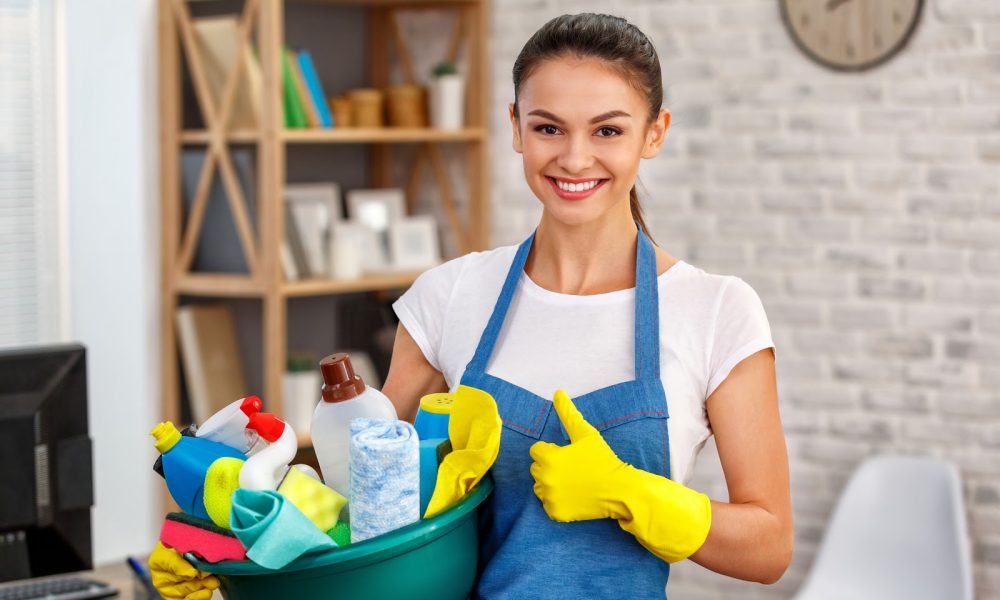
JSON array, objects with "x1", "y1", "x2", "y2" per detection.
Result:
[
  {"x1": 382, "y1": 322, "x2": 449, "y2": 423},
  {"x1": 688, "y1": 347, "x2": 793, "y2": 584}
]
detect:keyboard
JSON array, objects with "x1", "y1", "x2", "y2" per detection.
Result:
[{"x1": 0, "y1": 577, "x2": 118, "y2": 600}]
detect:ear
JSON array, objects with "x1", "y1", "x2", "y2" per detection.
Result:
[
  {"x1": 641, "y1": 107, "x2": 670, "y2": 159},
  {"x1": 509, "y1": 102, "x2": 523, "y2": 154}
]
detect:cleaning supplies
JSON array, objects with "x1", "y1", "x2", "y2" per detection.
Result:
[
  {"x1": 414, "y1": 392, "x2": 453, "y2": 440},
  {"x1": 424, "y1": 385, "x2": 501, "y2": 518},
  {"x1": 311, "y1": 352, "x2": 397, "y2": 505},
  {"x1": 529, "y1": 389, "x2": 712, "y2": 563},
  {"x1": 229, "y1": 488, "x2": 338, "y2": 570},
  {"x1": 419, "y1": 439, "x2": 450, "y2": 517},
  {"x1": 159, "y1": 512, "x2": 248, "y2": 563},
  {"x1": 276, "y1": 464, "x2": 347, "y2": 533},
  {"x1": 148, "y1": 541, "x2": 221, "y2": 600},
  {"x1": 348, "y1": 418, "x2": 420, "y2": 543},
  {"x1": 203, "y1": 457, "x2": 244, "y2": 528},
  {"x1": 196, "y1": 395, "x2": 268, "y2": 455},
  {"x1": 239, "y1": 412, "x2": 296, "y2": 491},
  {"x1": 151, "y1": 421, "x2": 245, "y2": 521}
]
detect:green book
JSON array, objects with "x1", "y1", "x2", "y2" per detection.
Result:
[{"x1": 282, "y1": 48, "x2": 308, "y2": 128}]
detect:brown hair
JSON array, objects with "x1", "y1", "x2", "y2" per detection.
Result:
[{"x1": 512, "y1": 13, "x2": 663, "y2": 240}]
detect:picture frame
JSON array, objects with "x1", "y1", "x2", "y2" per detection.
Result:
[
  {"x1": 284, "y1": 182, "x2": 342, "y2": 276},
  {"x1": 345, "y1": 188, "x2": 405, "y2": 234},
  {"x1": 330, "y1": 221, "x2": 383, "y2": 277},
  {"x1": 388, "y1": 215, "x2": 441, "y2": 271}
]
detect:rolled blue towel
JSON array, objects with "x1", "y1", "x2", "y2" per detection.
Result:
[{"x1": 349, "y1": 418, "x2": 420, "y2": 543}]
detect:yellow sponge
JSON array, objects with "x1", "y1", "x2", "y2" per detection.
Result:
[
  {"x1": 203, "y1": 457, "x2": 245, "y2": 529},
  {"x1": 277, "y1": 466, "x2": 347, "y2": 533}
]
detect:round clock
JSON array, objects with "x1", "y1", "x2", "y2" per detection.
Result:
[{"x1": 779, "y1": 0, "x2": 923, "y2": 71}]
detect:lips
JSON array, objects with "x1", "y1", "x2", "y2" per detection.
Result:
[{"x1": 545, "y1": 176, "x2": 609, "y2": 201}]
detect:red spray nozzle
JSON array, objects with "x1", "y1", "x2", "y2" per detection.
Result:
[
  {"x1": 240, "y1": 395, "x2": 263, "y2": 417},
  {"x1": 246, "y1": 412, "x2": 286, "y2": 443}
]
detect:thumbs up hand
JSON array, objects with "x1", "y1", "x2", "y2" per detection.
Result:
[
  {"x1": 528, "y1": 389, "x2": 629, "y2": 523},
  {"x1": 528, "y1": 389, "x2": 713, "y2": 564}
]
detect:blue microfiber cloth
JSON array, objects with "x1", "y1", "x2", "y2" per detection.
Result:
[
  {"x1": 349, "y1": 418, "x2": 420, "y2": 543},
  {"x1": 229, "y1": 488, "x2": 336, "y2": 569}
]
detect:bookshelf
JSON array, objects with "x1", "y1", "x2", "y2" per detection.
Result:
[{"x1": 158, "y1": 0, "x2": 489, "y2": 447}]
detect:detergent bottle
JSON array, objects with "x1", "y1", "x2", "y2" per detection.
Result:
[
  {"x1": 150, "y1": 421, "x2": 246, "y2": 521},
  {"x1": 238, "y1": 412, "x2": 297, "y2": 490},
  {"x1": 311, "y1": 352, "x2": 397, "y2": 510}
]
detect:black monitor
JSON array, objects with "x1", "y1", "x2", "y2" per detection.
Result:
[{"x1": 0, "y1": 343, "x2": 94, "y2": 582}]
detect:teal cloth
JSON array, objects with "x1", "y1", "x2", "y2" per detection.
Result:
[{"x1": 230, "y1": 488, "x2": 336, "y2": 569}]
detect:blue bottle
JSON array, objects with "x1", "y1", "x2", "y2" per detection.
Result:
[{"x1": 150, "y1": 421, "x2": 245, "y2": 520}]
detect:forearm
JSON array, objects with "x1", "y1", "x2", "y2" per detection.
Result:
[{"x1": 687, "y1": 499, "x2": 792, "y2": 585}]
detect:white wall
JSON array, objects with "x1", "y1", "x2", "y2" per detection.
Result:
[{"x1": 65, "y1": 0, "x2": 160, "y2": 564}]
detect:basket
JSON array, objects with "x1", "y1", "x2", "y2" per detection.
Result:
[
  {"x1": 189, "y1": 474, "x2": 493, "y2": 600},
  {"x1": 348, "y1": 88, "x2": 385, "y2": 128},
  {"x1": 385, "y1": 84, "x2": 427, "y2": 128}
]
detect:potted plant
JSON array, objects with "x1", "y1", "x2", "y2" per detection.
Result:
[{"x1": 429, "y1": 61, "x2": 464, "y2": 130}]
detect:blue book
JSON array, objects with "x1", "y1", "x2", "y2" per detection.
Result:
[{"x1": 296, "y1": 50, "x2": 333, "y2": 128}]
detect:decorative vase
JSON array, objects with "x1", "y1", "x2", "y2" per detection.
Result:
[{"x1": 429, "y1": 74, "x2": 465, "y2": 131}]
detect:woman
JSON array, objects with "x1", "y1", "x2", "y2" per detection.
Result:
[{"x1": 384, "y1": 13, "x2": 792, "y2": 598}]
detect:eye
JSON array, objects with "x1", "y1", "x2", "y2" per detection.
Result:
[
  {"x1": 534, "y1": 124, "x2": 561, "y2": 135},
  {"x1": 596, "y1": 126, "x2": 622, "y2": 137}
]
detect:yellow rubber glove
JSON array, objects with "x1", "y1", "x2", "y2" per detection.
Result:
[
  {"x1": 148, "y1": 542, "x2": 221, "y2": 600},
  {"x1": 529, "y1": 389, "x2": 712, "y2": 563},
  {"x1": 424, "y1": 385, "x2": 502, "y2": 518}
]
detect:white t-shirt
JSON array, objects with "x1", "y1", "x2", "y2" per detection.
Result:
[{"x1": 392, "y1": 243, "x2": 775, "y2": 485}]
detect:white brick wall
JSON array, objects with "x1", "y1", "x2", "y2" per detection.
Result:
[{"x1": 481, "y1": 0, "x2": 1000, "y2": 597}]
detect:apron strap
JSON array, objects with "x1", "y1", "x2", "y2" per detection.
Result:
[
  {"x1": 466, "y1": 231, "x2": 535, "y2": 374},
  {"x1": 634, "y1": 226, "x2": 661, "y2": 382},
  {"x1": 465, "y1": 223, "x2": 661, "y2": 381}
]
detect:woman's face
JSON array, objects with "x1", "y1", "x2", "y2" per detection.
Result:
[{"x1": 509, "y1": 55, "x2": 670, "y2": 227}]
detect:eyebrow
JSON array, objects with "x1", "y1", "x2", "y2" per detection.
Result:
[{"x1": 526, "y1": 109, "x2": 631, "y2": 124}]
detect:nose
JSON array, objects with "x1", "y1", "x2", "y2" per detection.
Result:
[{"x1": 555, "y1": 133, "x2": 594, "y2": 175}]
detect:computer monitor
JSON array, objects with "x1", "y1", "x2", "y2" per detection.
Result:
[{"x1": 0, "y1": 343, "x2": 94, "y2": 582}]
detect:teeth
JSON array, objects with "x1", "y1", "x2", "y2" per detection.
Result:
[{"x1": 554, "y1": 179, "x2": 599, "y2": 192}]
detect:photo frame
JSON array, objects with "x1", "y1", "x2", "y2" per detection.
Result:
[
  {"x1": 330, "y1": 221, "x2": 384, "y2": 277},
  {"x1": 345, "y1": 188, "x2": 405, "y2": 234},
  {"x1": 388, "y1": 216, "x2": 441, "y2": 271}
]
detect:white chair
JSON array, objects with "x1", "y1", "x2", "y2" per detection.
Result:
[{"x1": 794, "y1": 454, "x2": 973, "y2": 600}]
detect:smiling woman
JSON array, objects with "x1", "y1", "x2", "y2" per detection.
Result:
[{"x1": 383, "y1": 12, "x2": 792, "y2": 599}]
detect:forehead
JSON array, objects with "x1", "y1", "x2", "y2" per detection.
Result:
[{"x1": 518, "y1": 56, "x2": 647, "y2": 119}]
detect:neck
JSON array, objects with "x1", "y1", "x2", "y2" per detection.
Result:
[{"x1": 526, "y1": 206, "x2": 641, "y2": 295}]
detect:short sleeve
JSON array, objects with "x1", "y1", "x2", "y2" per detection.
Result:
[
  {"x1": 391, "y1": 256, "x2": 466, "y2": 373},
  {"x1": 706, "y1": 277, "x2": 775, "y2": 399}
]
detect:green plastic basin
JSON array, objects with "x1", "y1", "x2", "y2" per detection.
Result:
[{"x1": 189, "y1": 474, "x2": 493, "y2": 600}]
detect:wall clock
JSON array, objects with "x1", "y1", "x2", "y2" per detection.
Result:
[{"x1": 779, "y1": 0, "x2": 923, "y2": 72}]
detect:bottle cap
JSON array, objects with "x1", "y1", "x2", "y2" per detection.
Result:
[
  {"x1": 320, "y1": 353, "x2": 366, "y2": 402},
  {"x1": 150, "y1": 421, "x2": 181, "y2": 454},
  {"x1": 247, "y1": 412, "x2": 286, "y2": 442},
  {"x1": 419, "y1": 393, "x2": 454, "y2": 415}
]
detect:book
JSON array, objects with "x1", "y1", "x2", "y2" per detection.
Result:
[
  {"x1": 192, "y1": 16, "x2": 260, "y2": 129},
  {"x1": 175, "y1": 303, "x2": 249, "y2": 426},
  {"x1": 282, "y1": 48, "x2": 308, "y2": 128},
  {"x1": 288, "y1": 49, "x2": 320, "y2": 128},
  {"x1": 180, "y1": 148, "x2": 256, "y2": 273},
  {"x1": 296, "y1": 50, "x2": 332, "y2": 128}
]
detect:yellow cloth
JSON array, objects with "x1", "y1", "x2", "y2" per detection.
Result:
[
  {"x1": 148, "y1": 541, "x2": 221, "y2": 600},
  {"x1": 529, "y1": 389, "x2": 712, "y2": 563},
  {"x1": 423, "y1": 385, "x2": 501, "y2": 518}
]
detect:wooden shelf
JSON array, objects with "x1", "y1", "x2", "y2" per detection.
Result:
[
  {"x1": 284, "y1": 126, "x2": 486, "y2": 144},
  {"x1": 174, "y1": 273, "x2": 264, "y2": 297},
  {"x1": 283, "y1": 271, "x2": 422, "y2": 297},
  {"x1": 180, "y1": 127, "x2": 486, "y2": 144}
]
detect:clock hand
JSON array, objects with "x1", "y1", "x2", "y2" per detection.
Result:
[{"x1": 826, "y1": 0, "x2": 851, "y2": 11}]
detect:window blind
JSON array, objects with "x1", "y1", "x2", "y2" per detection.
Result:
[{"x1": 0, "y1": 0, "x2": 63, "y2": 348}]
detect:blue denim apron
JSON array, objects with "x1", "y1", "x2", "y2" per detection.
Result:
[{"x1": 460, "y1": 226, "x2": 673, "y2": 599}]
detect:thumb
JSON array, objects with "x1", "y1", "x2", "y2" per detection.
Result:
[{"x1": 552, "y1": 389, "x2": 598, "y2": 443}]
